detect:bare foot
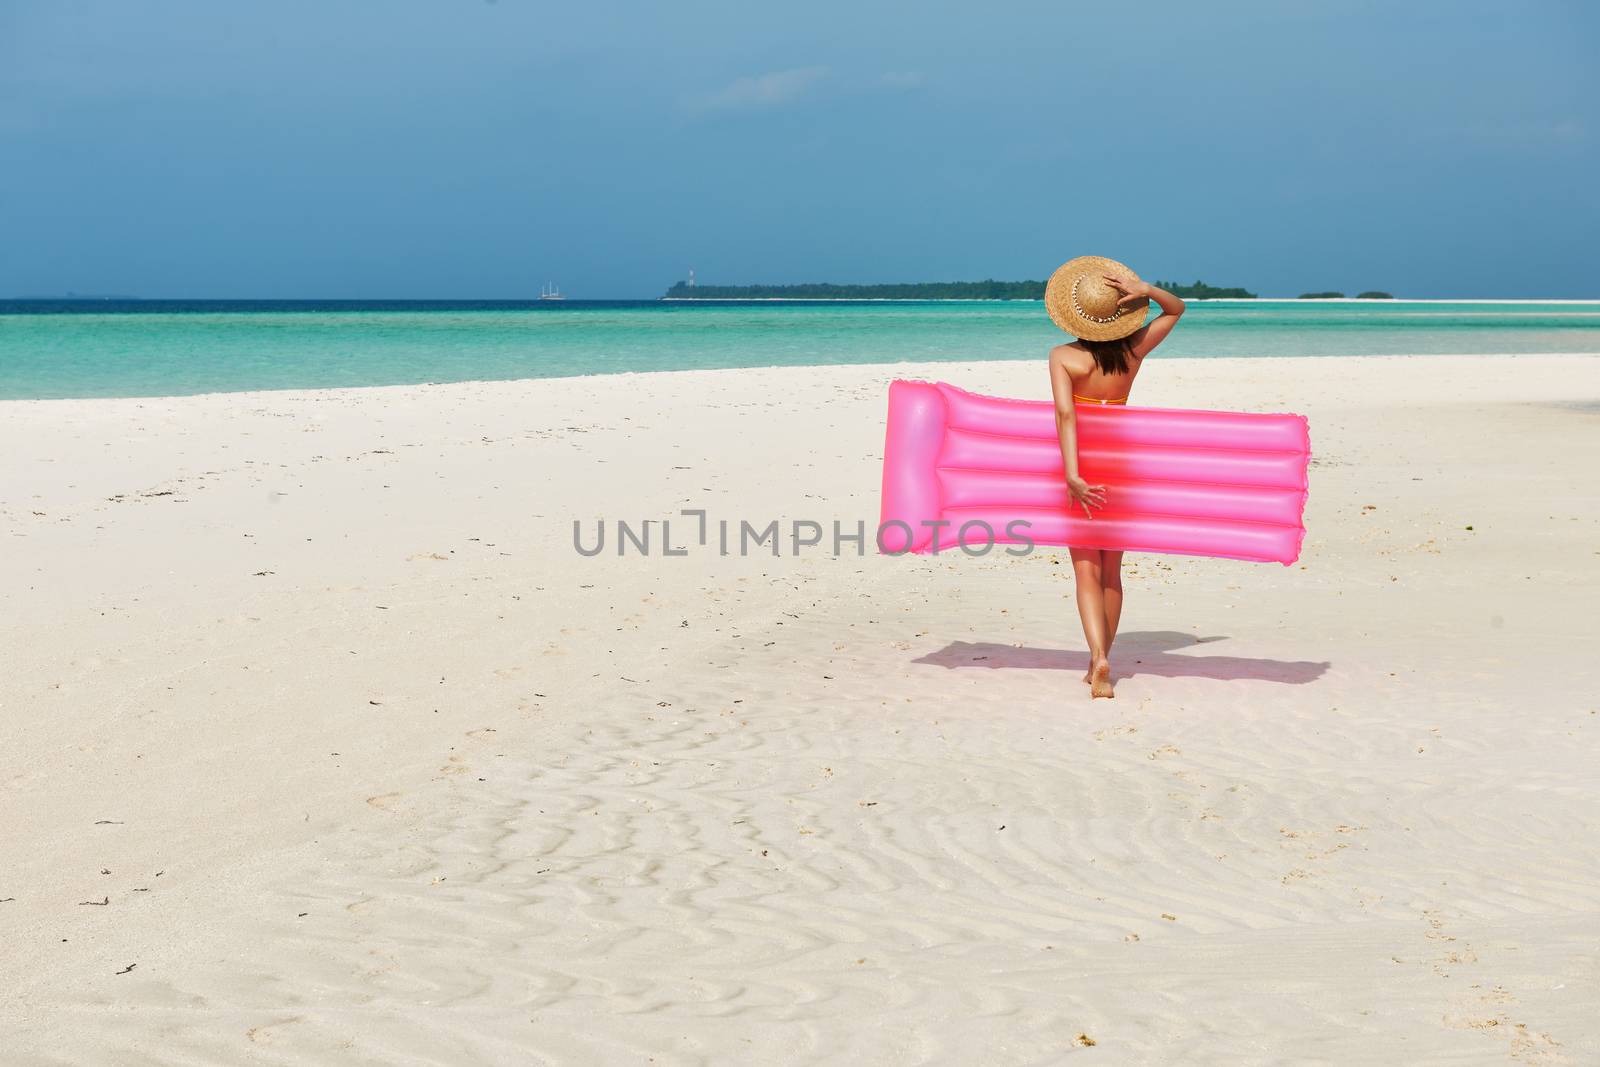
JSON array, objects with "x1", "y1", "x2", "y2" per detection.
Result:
[{"x1": 1089, "y1": 657, "x2": 1114, "y2": 699}]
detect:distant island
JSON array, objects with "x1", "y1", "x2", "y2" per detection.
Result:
[
  {"x1": 662, "y1": 278, "x2": 1258, "y2": 300},
  {"x1": 1152, "y1": 280, "x2": 1257, "y2": 300},
  {"x1": 1299, "y1": 291, "x2": 1395, "y2": 299},
  {"x1": 664, "y1": 279, "x2": 1042, "y2": 300}
]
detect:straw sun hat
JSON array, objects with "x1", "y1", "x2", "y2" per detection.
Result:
[{"x1": 1044, "y1": 255, "x2": 1150, "y2": 341}]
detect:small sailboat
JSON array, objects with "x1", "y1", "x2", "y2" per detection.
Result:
[{"x1": 539, "y1": 281, "x2": 565, "y2": 301}]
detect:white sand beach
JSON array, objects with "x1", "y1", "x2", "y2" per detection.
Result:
[{"x1": 3, "y1": 354, "x2": 1597, "y2": 1065}]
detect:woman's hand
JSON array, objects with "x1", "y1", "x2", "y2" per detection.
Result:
[
  {"x1": 1102, "y1": 274, "x2": 1152, "y2": 307},
  {"x1": 1067, "y1": 475, "x2": 1107, "y2": 518}
]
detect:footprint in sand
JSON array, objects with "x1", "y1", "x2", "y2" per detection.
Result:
[{"x1": 245, "y1": 1016, "x2": 304, "y2": 1044}]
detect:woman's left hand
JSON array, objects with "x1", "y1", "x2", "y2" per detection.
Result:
[
  {"x1": 1067, "y1": 475, "x2": 1107, "y2": 518},
  {"x1": 1102, "y1": 274, "x2": 1151, "y2": 307}
]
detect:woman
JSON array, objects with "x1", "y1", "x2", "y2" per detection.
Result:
[{"x1": 1045, "y1": 256, "x2": 1186, "y2": 699}]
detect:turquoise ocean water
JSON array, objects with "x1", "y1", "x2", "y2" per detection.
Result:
[{"x1": 2, "y1": 299, "x2": 1597, "y2": 401}]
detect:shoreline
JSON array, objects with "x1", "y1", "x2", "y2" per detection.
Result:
[{"x1": 4, "y1": 350, "x2": 1597, "y2": 406}]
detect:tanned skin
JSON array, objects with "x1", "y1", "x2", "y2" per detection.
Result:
[{"x1": 1047, "y1": 274, "x2": 1186, "y2": 698}]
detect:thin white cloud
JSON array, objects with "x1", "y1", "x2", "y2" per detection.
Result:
[
  {"x1": 1488, "y1": 118, "x2": 1585, "y2": 145},
  {"x1": 1422, "y1": 117, "x2": 1586, "y2": 148},
  {"x1": 879, "y1": 71, "x2": 923, "y2": 90},
  {"x1": 692, "y1": 66, "x2": 829, "y2": 113}
]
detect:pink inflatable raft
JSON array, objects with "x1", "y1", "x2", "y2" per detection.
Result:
[{"x1": 879, "y1": 380, "x2": 1310, "y2": 564}]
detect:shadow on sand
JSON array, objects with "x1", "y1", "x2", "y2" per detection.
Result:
[{"x1": 914, "y1": 631, "x2": 1330, "y2": 685}]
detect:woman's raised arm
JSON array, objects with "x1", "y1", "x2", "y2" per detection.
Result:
[{"x1": 1103, "y1": 275, "x2": 1186, "y2": 359}]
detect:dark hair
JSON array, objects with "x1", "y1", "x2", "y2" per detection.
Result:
[{"x1": 1078, "y1": 337, "x2": 1135, "y2": 376}]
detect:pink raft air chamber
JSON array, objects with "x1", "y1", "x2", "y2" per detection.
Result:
[{"x1": 879, "y1": 380, "x2": 1310, "y2": 564}]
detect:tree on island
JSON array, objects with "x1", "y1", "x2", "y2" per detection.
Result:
[
  {"x1": 1356, "y1": 291, "x2": 1393, "y2": 299},
  {"x1": 1299, "y1": 291, "x2": 1345, "y2": 299},
  {"x1": 663, "y1": 277, "x2": 1257, "y2": 300},
  {"x1": 663, "y1": 279, "x2": 1046, "y2": 300},
  {"x1": 1152, "y1": 279, "x2": 1256, "y2": 299}
]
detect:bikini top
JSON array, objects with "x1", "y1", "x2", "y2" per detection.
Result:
[{"x1": 1073, "y1": 394, "x2": 1128, "y2": 406}]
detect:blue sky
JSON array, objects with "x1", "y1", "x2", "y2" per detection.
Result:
[{"x1": 3, "y1": 1, "x2": 1596, "y2": 298}]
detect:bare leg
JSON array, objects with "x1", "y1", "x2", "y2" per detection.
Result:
[
  {"x1": 1102, "y1": 550, "x2": 1125, "y2": 655},
  {"x1": 1070, "y1": 548, "x2": 1114, "y2": 698}
]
